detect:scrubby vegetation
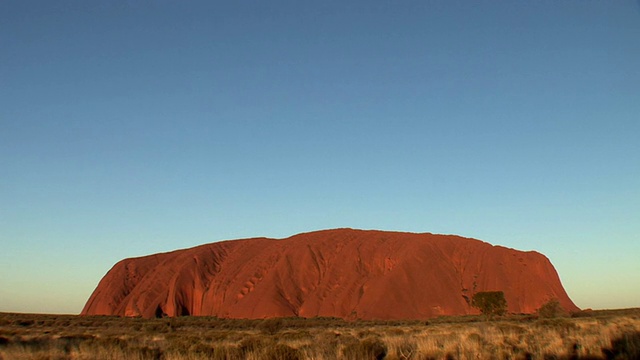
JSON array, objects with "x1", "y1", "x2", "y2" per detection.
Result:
[
  {"x1": 1, "y1": 309, "x2": 639, "y2": 359},
  {"x1": 537, "y1": 299, "x2": 569, "y2": 319},
  {"x1": 471, "y1": 291, "x2": 508, "y2": 319}
]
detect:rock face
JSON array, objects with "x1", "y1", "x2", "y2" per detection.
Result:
[{"x1": 82, "y1": 229, "x2": 578, "y2": 319}]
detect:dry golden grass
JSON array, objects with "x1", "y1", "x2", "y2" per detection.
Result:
[{"x1": 0, "y1": 309, "x2": 639, "y2": 359}]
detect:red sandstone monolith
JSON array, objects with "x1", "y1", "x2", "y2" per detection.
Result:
[{"x1": 82, "y1": 229, "x2": 578, "y2": 319}]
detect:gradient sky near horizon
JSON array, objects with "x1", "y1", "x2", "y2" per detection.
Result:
[{"x1": 1, "y1": 0, "x2": 639, "y2": 314}]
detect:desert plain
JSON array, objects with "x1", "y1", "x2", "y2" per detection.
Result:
[{"x1": 1, "y1": 308, "x2": 640, "y2": 360}]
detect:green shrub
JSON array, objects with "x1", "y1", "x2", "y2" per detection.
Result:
[
  {"x1": 537, "y1": 299, "x2": 567, "y2": 318},
  {"x1": 570, "y1": 310, "x2": 594, "y2": 318},
  {"x1": 259, "y1": 318, "x2": 285, "y2": 335},
  {"x1": 471, "y1": 291, "x2": 507, "y2": 319}
]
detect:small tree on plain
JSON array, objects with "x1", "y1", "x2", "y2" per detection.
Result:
[
  {"x1": 537, "y1": 298, "x2": 566, "y2": 318},
  {"x1": 471, "y1": 291, "x2": 507, "y2": 319}
]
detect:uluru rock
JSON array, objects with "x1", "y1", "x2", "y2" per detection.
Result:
[{"x1": 82, "y1": 229, "x2": 578, "y2": 319}]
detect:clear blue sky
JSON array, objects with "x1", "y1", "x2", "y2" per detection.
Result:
[{"x1": 1, "y1": 0, "x2": 638, "y2": 314}]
